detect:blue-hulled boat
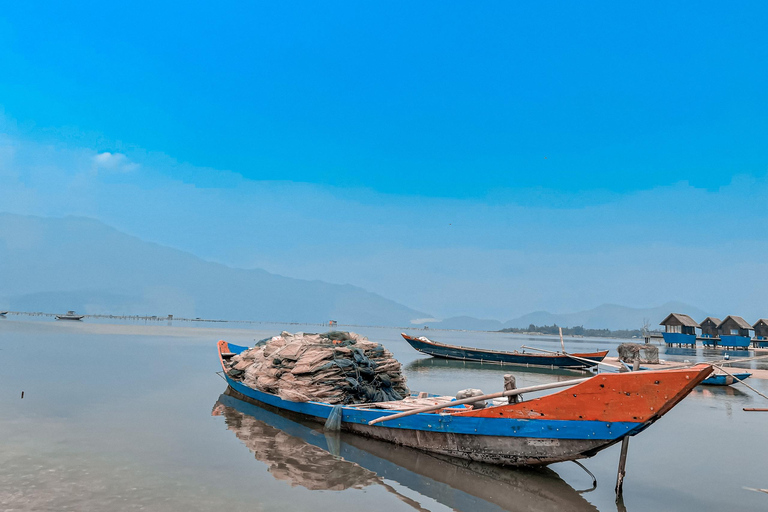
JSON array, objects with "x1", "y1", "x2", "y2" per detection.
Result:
[
  {"x1": 401, "y1": 333, "x2": 608, "y2": 369},
  {"x1": 218, "y1": 340, "x2": 711, "y2": 466},
  {"x1": 700, "y1": 372, "x2": 752, "y2": 386}
]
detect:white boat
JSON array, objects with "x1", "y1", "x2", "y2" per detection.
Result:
[{"x1": 56, "y1": 310, "x2": 85, "y2": 321}]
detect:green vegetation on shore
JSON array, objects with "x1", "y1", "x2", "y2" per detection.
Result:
[{"x1": 499, "y1": 324, "x2": 650, "y2": 339}]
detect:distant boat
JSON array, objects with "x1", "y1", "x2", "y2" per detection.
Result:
[
  {"x1": 401, "y1": 333, "x2": 609, "y2": 369},
  {"x1": 55, "y1": 310, "x2": 85, "y2": 321},
  {"x1": 700, "y1": 372, "x2": 752, "y2": 386},
  {"x1": 0, "y1": 311, "x2": 7, "y2": 317}
]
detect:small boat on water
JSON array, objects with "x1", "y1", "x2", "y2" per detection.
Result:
[
  {"x1": 700, "y1": 372, "x2": 752, "y2": 386},
  {"x1": 218, "y1": 340, "x2": 712, "y2": 466},
  {"x1": 55, "y1": 310, "x2": 85, "y2": 321},
  {"x1": 0, "y1": 311, "x2": 7, "y2": 317},
  {"x1": 401, "y1": 333, "x2": 609, "y2": 369}
]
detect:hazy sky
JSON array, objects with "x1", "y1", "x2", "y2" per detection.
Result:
[{"x1": 1, "y1": 3, "x2": 767, "y2": 320}]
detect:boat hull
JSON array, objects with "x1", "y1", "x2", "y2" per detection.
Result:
[
  {"x1": 402, "y1": 334, "x2": 608, "y2": 368},
  {"x1": 218, "y1": 340, "x2": 711, "y2": 466},
  {"x1": 700, "y1": 373, "x2": 751, "y2": 386},
  {"x1": 223, "y1": 380, "x2": 626, "y2": 465}
]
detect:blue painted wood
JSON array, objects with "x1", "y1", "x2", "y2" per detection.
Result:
[
  {"x1": 662, "y1": 332, "x2": 697, "y2": 346},
  {"x1": 222, "y1": 371, "x2": 643, "y2": 441},
  {"x1": 402, "y1": 335, "x2": 606, "y2": 368},
  {"x1": 700, "y1": 373, "x2": 752, "y2": 386},
  {"x1": 719, "y1": 335, "x2": 751, "y2": 348}
]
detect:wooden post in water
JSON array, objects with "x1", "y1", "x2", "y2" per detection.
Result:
[
  {"x1": 615, "y1": 437, "x2": 630, "y2": 499},
  {"x1": 504, "y1": 374, "x2": 520, "y2": 404}
]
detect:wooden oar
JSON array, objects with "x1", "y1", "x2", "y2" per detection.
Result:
[
  {"x1": 520, "y1": 345, "x2": 622, "y2": 370},
  {"x1": 710, "y1": 353, "x2": 768, "y2": 366},
  {"x1": 367, "y1": 377, "x2": 591, "y2": 426}
]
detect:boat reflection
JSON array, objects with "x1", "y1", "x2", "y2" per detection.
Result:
[
  {"x1": 213, "y1": 389, "x2": 598, "y2": 512},
  {"x1": 692, "y1": 385, "x2": 749, "y2": 398}
]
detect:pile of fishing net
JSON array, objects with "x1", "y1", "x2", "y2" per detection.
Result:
[
  {"x1": 617, "y1": 342, "x2": 660, "y2": 364},
  {"x1": 225, "y1": 331, "x2": 409, "y2": 404}
]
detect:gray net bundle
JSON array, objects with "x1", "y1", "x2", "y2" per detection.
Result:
[
  {"x1": 224, "y1": 331, "x2": 409, "y2": 404},
  {"x1": 617, "y1": 342, "x2": 660, "y2": 364}
]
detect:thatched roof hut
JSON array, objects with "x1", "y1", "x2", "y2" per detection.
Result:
[
  {"x1": 659, "y1": 313, "x2": 699, "y2": 335},
  {"x1": 753, "y1": 319, "x2": 768, "y2": 340},
  {"x1": 699, "y1": 317, "x2": 721, "y2": 338},
  {"x1": 717, "y1": 316, "x2": 752, "y2": 337}
]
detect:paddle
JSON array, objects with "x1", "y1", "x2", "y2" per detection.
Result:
[{"x1": 367, "y1": 377, "x2": 592, "y2": 426}]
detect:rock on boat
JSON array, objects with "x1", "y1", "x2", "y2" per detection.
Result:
[
  {"x1": 218, "y1": 340, "x2": 712, "y2": 466},
  {"x1": 401, "y1": 333, "x2": 609, "y2": 369}
]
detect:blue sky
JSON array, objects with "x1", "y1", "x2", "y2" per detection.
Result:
[{"x1": 1, "y1": 3, "x2": 768, "y2": 321}]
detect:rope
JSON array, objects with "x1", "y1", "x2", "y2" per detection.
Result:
[
  {"x1": 713, "y1": 364, "x2": 768, "y2": 401},
  {"x1": 571, "y1": 460, "x2": 598, "y2": 493}
]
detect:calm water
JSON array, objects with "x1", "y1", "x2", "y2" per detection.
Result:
[{"x1": 1, "y1": 317, "x2": 767, "y2": 511}]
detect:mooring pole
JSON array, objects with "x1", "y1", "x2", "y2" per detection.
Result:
[{"x1": 615, "y1": 436, "x2": 630, "y2": 499}]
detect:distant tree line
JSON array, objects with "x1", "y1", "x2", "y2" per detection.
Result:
[{"x1": 498, "y1": 324, "x2": 651, "y2": 339}]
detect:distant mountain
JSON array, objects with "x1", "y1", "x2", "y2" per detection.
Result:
[
  {"x1": 0, "y1": 213, "x2": 429, "y2": 326},
  {"x1": 419, "y1": 315, "x2": 504, "y2": 331},
  {"x1": 426, "y1": 301, "x2": 708, "y2": 331}
]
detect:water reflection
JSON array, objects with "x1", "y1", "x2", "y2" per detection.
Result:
[
  {"x1": 405, "y1": 356, "x2": 587, "y2": 377},
  {"x1": 692, "y1": 386, "x2": 749, "y2": 398},
  {"x1": 213, "y1": 390, "x2": 598, "y2": 512}
]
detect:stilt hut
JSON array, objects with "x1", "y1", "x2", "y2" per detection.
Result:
[
  {"x1": 716, "y1": 316, "x2": 752, "y2": 349},
  {"x1": 660, "y1": 313, "x2": 699, "y2": 346},
  {"x1": 753, "y1": 319, "x2": 768, "y2": 348},
  {"x1": 699, "y1": 317, "x2": 721, "y2": 346}
]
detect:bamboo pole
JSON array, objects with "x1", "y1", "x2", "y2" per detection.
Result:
[
  {"x1": 367, "y1": 377, "x2": 592, "y2": 426},
  {"x1": 713, "y1": 365, "x2": 768, "y2": 401},
  {"x1": 710, "y1": 353, "x2": 768, "y2": 366},
  {"x1": 614, "y1": 437, "x2": 630, "y2": 499},
  {"x1": 559, "y1": 327, "x2": 566, "y2": 353},
  {"x1": 521, "y1": 345, "x2": 622, "y2": 370}
]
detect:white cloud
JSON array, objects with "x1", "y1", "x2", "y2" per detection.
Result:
[{"x1": 92, "y1": 152, "x2": 138, "y2": 174}]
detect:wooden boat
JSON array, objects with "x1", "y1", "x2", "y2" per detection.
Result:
[
  {"x1": 218, "y1": 340, "x2": 712, "y2": 466},
  {"x1": 55, "y1": 310, "x2": 84, "y2": 321},
  {"x1": 401, "y1": 333, "x2": 609, "y2": 369},
  {"x1": 700, "y1": 372, "x2": 752, "y2": 386}
]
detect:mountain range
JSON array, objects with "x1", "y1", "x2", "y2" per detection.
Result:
[
  {"x1": 422, "y1": 301, "x2": 708, "y2": 331},
  {"x1": 0, "y1": 213, "x2": 706, "y2": 330},
  {"x1": 0, "y1": 213, "x2": 427, "y2": 326}
]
